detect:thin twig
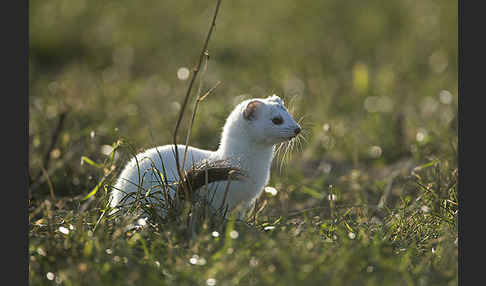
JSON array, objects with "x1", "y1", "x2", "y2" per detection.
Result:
[
  {"x1": 41, "y1": 166, "x2": 55, "y2": 201},
  {"x1": 43, "y1": 112, "x2": 67, "y2": 170},
  {"x1": 182, "y1": 80, "x2": 222, "y2": 170},
  {"x1": 31, "y1": 111, "x2": 68, "y2": 188},
  {"x1": 172, "y1": 0, "x2": 223, "y2": 202},
  {"x1": 181, "y1": 52, "x2": 210, "y2": 171}
]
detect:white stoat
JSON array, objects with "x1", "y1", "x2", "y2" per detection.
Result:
[{"x1": 109, "y1": 94, "x2": 301, "y2": 217}]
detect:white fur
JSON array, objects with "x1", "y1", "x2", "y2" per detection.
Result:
[{"x1": 109, "y1": 95, "x2": 300, "y2": 217}]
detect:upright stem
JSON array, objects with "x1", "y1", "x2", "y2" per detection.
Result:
[{"x1": 172, "y1": 0, "x2": 223, "y2": 200}]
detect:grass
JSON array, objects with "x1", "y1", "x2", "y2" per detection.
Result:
[
  {"x1": 28, "y1": 155, "x2": 458, "y2": 285},
  {"x1": 29, "y1": 0, "x2": 458, "y2": 285}
]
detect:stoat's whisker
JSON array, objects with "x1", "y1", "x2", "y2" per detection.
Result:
[
  {"x1": 297, "y1": 114, "x2": 307, "y2": 125},
  {"x1": 282, "y1": 138, "x2": 294, "y2": 172},
  {"x1": 300, "y1": 135, "x2": 306, "y2": 149},
  {"x1": 294, "y1": 135, "x2": 302, "y2": 153},
  {"x1": 280, "y1": 140, "x2": 292, "y2": 173},
  {"x1": 300, "y1": 131, "x2": 309, "y2": 143},
  {"x1": 276, "y1": 141, "x2": 286, "y2": 172},
  {"x1": 275, "y1": 141, "x2": 285, "y2": 157},
  {"x1": 287, "y1": 94, "x2": 299, "y2": 115}
]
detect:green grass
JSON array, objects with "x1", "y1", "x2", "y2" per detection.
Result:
[
  {"x1": 29, "y1": 0, "x2": 458, "y2": 285},
  {"x1": 28, "y1": 156, "x2": 458, "y2": 285}
]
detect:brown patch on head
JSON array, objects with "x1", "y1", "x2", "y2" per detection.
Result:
[{"x1": 243, "y1": 100, "x2": 263, "y2": 121}]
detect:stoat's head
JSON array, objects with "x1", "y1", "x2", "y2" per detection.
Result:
[{"x1": 237, "y1": 94, "x2": 301, "y2": 146}]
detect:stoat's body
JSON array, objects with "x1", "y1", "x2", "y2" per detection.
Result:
[{"x1": 109, "y1": 95, "x2": 301, "y2": 217}]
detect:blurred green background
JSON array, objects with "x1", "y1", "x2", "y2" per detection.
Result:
[{"x1": 29, "y1": 0, "x2": 457, "y2": 200}]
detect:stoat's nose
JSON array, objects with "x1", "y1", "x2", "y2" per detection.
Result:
[{"x1": 294, "y1": 126, "x2": 301, "y2": 135}]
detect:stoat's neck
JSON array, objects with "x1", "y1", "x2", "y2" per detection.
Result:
[{"x1": 216, "y1": 120, "x2": 275, "y2": 181}]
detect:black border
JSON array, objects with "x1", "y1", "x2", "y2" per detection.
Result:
[
  {"x1": 459, "y1": 0, "x2": 484, "y2": 285},
  {"x1": 4, "y1": 0, "x2": 28, "y2": 284}
]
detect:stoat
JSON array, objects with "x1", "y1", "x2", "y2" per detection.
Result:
[{"x1": 109, "y1": 94, "x2": 301, "y2": 217}]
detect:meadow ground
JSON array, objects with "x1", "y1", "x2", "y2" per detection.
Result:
[{"x1": 29, "y1": 0, "x2": 458, "y2": 285}]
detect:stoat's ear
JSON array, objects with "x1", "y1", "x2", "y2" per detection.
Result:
[
  {"x1": 267, "y1": 94, "x2": 284, "y2": 105},
  {"x1": 243, "y1": 100, "x2": 263, "y2": 121}
]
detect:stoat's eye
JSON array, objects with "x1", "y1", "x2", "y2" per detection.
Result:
[{"x1": 272, "y1": 116, "x2": 283, "y2": 125}]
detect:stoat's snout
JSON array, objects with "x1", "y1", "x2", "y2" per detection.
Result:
[
  {"x1": 285, "y1": 125, "x2": 302, "y2": 140},
  {"x1": 284, "y1": 125, "x2": 302, "y2": 140}
]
